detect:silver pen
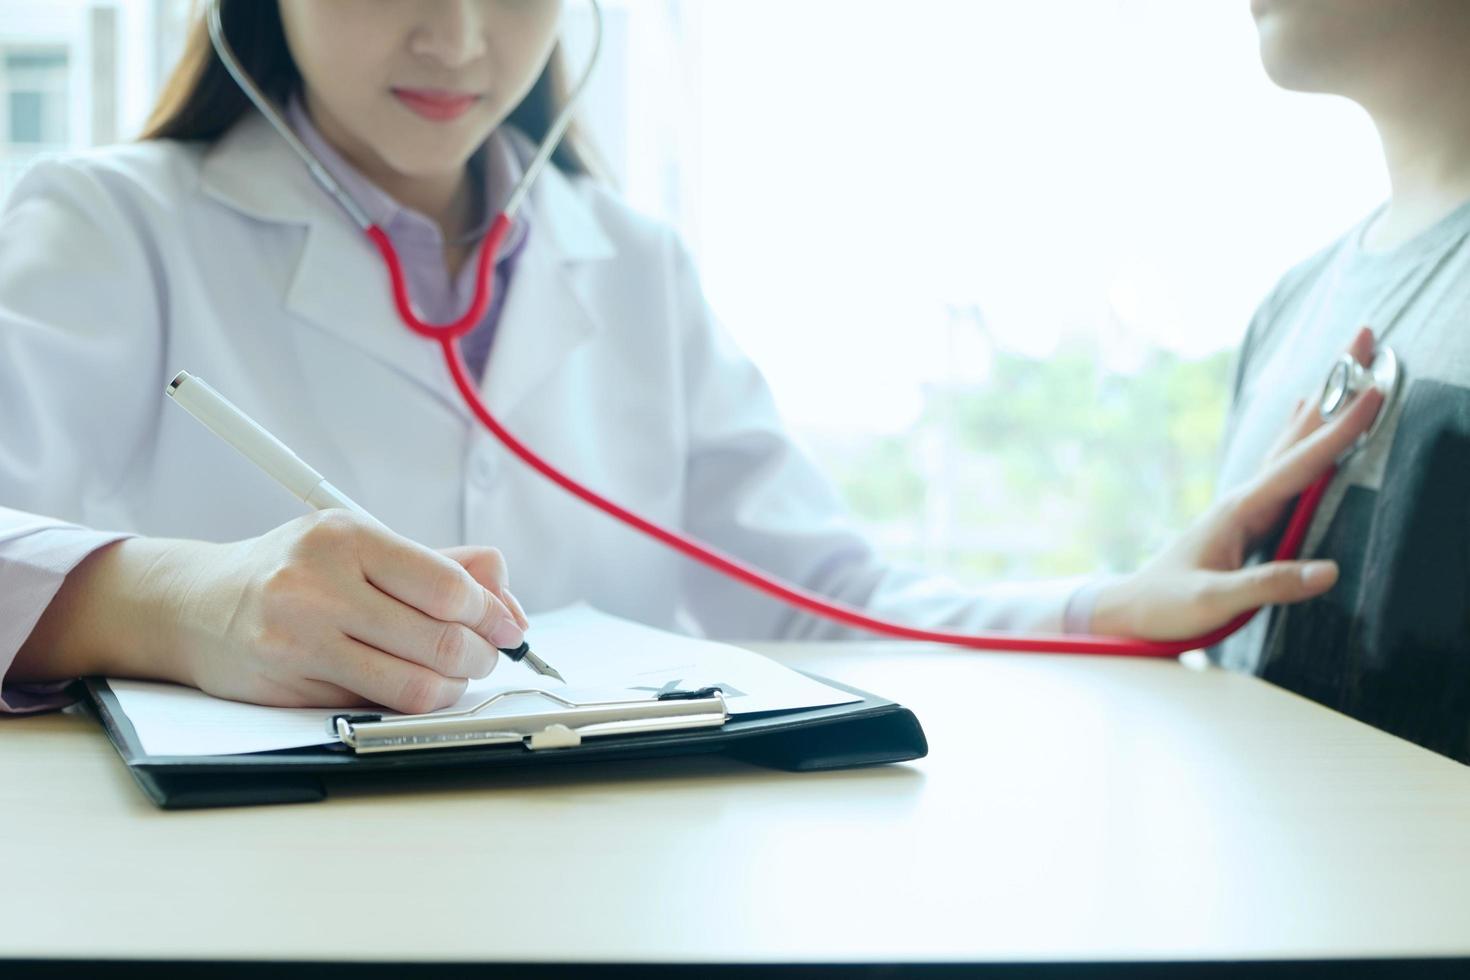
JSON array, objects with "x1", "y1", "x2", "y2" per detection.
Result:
[{"x1": 165, "y1": 370, "x2": 563, "y2": 683}]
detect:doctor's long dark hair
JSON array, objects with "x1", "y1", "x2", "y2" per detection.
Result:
[{"x1": 141, "y1": 0, "x2": 598, "y2": 178}]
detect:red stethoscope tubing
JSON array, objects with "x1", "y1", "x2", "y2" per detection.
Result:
[{"x1": 366, "y1": 215, "x2": 1332, "y2": 659}]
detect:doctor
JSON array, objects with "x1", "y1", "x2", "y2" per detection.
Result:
[{"x1": 0, "y1": 0, "x2": 1380, "y2": 717}]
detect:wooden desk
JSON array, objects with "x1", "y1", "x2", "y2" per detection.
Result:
[{"x1": 4, "y1": 642, "x2": 1470, "y2": 971}]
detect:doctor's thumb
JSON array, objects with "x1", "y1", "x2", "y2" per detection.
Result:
[{"x1": 1216, "y1": 559, "x2": 1340, "y2": 617}]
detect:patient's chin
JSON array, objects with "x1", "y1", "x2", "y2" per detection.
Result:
[{"x1": 1256, "y1": 35, "x2": 1345, "y2": 95}]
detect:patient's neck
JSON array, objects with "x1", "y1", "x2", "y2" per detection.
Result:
[{"x1": 1361, "y1": 62, "x2": 1470, "y2": 252}]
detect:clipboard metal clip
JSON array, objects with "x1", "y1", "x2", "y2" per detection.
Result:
[{"x1": 330, "y1": 687, "x2": 729, "y2": 755}]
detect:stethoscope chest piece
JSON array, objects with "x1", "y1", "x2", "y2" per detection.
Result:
[{"x1": 1318, "y1": 345, "x2": 1402, "y2": 456}]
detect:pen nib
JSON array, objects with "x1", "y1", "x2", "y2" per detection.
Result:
[
  {"x1": 522, "y1": 649, "x2": 565, "y2": 683},
  {"x1": 498, "y1": 641, "x2": 565, "y2": 683}
]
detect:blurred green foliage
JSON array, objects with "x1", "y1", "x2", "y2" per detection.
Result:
[{"x1": 811, "y1": 342, "x2": 1234, "y2": 582}]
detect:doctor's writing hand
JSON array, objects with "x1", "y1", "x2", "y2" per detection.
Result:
[
  {"x1": 17, "y1": 510, "x2": 529, "y2": 714},
  {"x1": 168, "y1": 511, "x2": 530, "y2": 713},
  {"x1": 1088, "y1": 328, "x2": 1383, "y2": 641}
]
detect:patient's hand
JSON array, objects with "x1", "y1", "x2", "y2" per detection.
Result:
[{"x1": 1090, "y1": 328, "x2": 1383, "y2": 641}]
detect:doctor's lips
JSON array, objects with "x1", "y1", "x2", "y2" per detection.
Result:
[{"x1": 391, "y1": 87, "x2": 482, "y2": 122}]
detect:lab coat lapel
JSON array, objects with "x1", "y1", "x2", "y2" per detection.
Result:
[
  {"x1": 201, "y1": 114, "x2": 617, "y2": 422},
  {"x1": 478, "y1": 142, "x2": 616, "y2": 419},
  {"x1": 281, "y1": 215, "x2": 456, "y2": 413},
  {"x1": 480, "y1": 221, "x2": 597, "y2": 419},
  {"x1": 200, "y1": 114, "x2": 462, "y2": 417}
]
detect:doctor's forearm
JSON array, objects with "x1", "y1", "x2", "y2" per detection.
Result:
[{"x1": 11, "y1": 537, "x2": 195, "y2": 686}]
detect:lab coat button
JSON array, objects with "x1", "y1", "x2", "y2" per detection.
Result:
[{"x1": 471, "y1": 452, "x2": 496, "y2": 488}]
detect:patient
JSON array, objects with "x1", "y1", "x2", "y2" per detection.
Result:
[{"x1": 1216, "y1": 0, "x2": 1470, "y2": 761}]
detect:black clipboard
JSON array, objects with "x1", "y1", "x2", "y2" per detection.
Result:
[{"x1": 80, "y1": 673, "x2": 928, "y2": 809}]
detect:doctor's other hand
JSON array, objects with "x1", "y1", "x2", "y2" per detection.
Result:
[
  {"x1": 15, "y1": 510, "x2": 530, "y2": 714},
  {"x1": 1088, "y1": 336, "x2": 1384, "y2": 641}
]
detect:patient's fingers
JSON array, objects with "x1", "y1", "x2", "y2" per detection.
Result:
[
  {"x1": 1348, "y1": 325, "x2": 1375, "y2": 370},
  {"x1": 1236, "y1": 384, "x2": 1384, "y2": 535},
  {"x1": 1266, "y1": 327, "x2": 1378, "y2": 461},
  {"x1": 1201, "y1": 559, "x2": 1340, "y2": 622},
  {"x1": 1266, "y1": 398, "x2": 1311, "y2": 461}
]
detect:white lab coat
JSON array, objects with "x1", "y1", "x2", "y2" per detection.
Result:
[{"x1": 0, "y1": 113, "x2": 1081, "y2": 659}]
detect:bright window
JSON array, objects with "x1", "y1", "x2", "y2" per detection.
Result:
[
  {"x1": 589, "y1": 1, "x2": 1387, "y2": 581},
  {"x1": 3, "y1": 49, "x2": 68, "y2": 147}
]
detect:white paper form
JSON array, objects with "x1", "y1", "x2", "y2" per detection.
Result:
[{"x1": 107, "y1": 605, "x2": 858, "y2": 757}]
